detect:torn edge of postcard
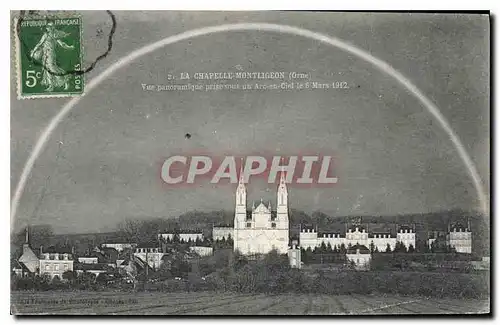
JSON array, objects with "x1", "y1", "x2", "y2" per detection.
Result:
[{"x1": 14, "y1": 13, "x2": 84, "y2": 99}]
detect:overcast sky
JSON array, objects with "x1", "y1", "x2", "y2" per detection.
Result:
[{"x1": 11, "y1": 12, "x2": 490, "y2": 234}]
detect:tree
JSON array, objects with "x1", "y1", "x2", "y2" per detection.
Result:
[
  {"x1": 320, "y1": 241, "x2": 327, "y2": 254},
  {"x1": 369, "y1": 241, "x2": 376, "y2": 254},
  {"x1": 233, "y1": 253, "x2": 249, "y2": 272},
  {"x1": 117, "y1": 218, "x2": 166, "y2": 243},
  {"x1": 303, "y1": 247, "x2": 313, "y2": 264},
  {"x1": 326, "y1": 243, "x2": 333, "y2": 253},
  {"x1": 77, "y1": 271, "x2": 96, "y2": 289},
  {"x1": 51, "y1": 275, "x2": 61, "y2": 285},
  {"x1": 408, "y1": 244, "x2": 415, "y2": 253},
  {"x1": 300, "y1": 248, "x2": 308, "y2": 264},
  {"x1": 385, "y1": 243, "x2": 392, "y2": 253},
  {"x1": 430, "y1": 240, "x2": 437, "y2": 253},
  {"x1": 62, "y1": 270, "x2": 76, "y2": 282},
  {"x1": 397, "y1": 242, "x2": 408, "y2": 253},
  {"x1": 171, "y1": 259, "x2": 191, "y2": 278},
  {"x1": 226, "y1": 234, "x2": 234, "y2": 246},
  {"x1": 96, "y1": 272, "x2": 108, "y2": 285}
]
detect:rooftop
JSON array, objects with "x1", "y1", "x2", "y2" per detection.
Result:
[
  {"x1": 346, "y1": 244, "x2": 371, "y2": 254},
  {"x1": 75, "y1": 263, "x2": 110, "y2": 271},
  {"x1": 136, "y1": 242, "x2": 160, "y2": 248}
]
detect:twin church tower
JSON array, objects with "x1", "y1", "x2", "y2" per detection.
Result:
[{"x1": 233, "y1": 167, "x2": 290, "y2": 255}]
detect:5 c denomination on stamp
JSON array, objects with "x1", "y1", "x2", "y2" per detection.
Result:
[{"x1": 15, "y1": 16, "x2": 84, "y2": 99}]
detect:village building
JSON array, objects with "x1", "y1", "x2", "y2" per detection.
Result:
[
  {"x1": 39, "y1": 252, "x2": 74, "y2": 279},
  {"x1": 133, "y1": 242, "x2": 165, "y2": 269},
  {"x1": 92, "y1": 246, "x2": 120, "y2": 267},
  {"x1": 427, "y1": 230, "x2": 447, "y2": 251},
  {"x1": 12, "y1": 260, "x2": 33, "y2": 278},
  {"x1": 346, "y1": 244, "x2": 371, "y2": 270},
  {"x1": 101, "y1": 242, "x2": 137, "y2": 252},
  {"x1": 299, "y1": 225, "x2": 416, "y2": 252},
  {"x1": 158, "y1": 232, "x2": 204, "y2": 243},
  {"x1": 288, "y1": 245, "x2": 302, "y2": 269},
  {"x1": 17, "y1": 229, "x2": 39, "y2": 275},
  {"x1": 446, "y1": 223, "x2": 472, "y2": 254},
  {"x1": 212, "y1": 226, "x2": 234, "y2": 241},
  {"x1": 77, "y1": 256, "x2": 99, "y2": 264},
  {"x1": 189, "y1": 246, "x2": 213, "y2": 257},
  {"x1": 397, "y1": 226, "x2": 416, "y2": 250},
  {"x1": 74, "y1": 263, "x2": 110, "y2": 277}
]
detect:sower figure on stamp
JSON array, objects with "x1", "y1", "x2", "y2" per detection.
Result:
[{"x1": 29, "y1": 22, "x2": 74, "y2": 92}]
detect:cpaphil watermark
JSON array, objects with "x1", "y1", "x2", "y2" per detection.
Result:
[{"x1": 160, "y1": 155, "x2": 338, "y2": 187}]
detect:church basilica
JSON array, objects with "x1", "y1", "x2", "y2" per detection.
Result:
[{"x1": 213, "y1": 170, "x2": 290, "y2": 255}]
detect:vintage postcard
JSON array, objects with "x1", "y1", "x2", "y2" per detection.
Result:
[{"x1": 10, "y1": 10, "x2": 490, "y2": 315}]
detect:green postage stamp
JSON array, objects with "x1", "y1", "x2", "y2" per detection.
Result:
[{"x1": 15, "y1": 16, "x2": 84, "y2": 99}]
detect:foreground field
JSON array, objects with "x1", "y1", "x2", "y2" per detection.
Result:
[{"x1": 11, "y1": 291, "x2": 490, "y2": 315}]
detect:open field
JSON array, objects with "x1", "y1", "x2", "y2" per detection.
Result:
[{"x1": 11, "y1": 291, "x2": 490, "y2": 315}]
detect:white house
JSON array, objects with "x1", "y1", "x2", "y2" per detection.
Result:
[
  {"x1": 189, "y1": 246, "x2": 213, "y2": 257},
  {"x1": 133, "y1": 244, "x2": 165, "y2": 269},
  {"x1": 346, "y1": 245, "x2": 371, "y2": 270},
  {"x1": 396, "y1": 226, "x2": 416, "y2": 250},
  {"x1": 370, "y1": 233, "x2": 397, "y2": 252},
  {"x1": 39, "y1": 253, "x2": 74, "y2": 279},
  {"x1": 299, "y1": 225, "x2": 415, "y2": 252},
  {"x1": 101, "y1": 243, "x2": 137, "y2": 252},
  {"x1": 428, "y1": 238, "x2": 437, "y2": 249},
  {"x1": 345, "y1": 226, "x2": 370, "y2": 247},
  {"x1": 288, "y1": 245, "x2": 302, "y2": 269},
  {"x1": 446, "y1": 224, "x2": 472, "y2": 254},
  {"x1": 212, "y1": 227, "x2": 234, "y2": 241},
  {"x1": 77, "y1": 257, "x2": 98, "y2": 264}
]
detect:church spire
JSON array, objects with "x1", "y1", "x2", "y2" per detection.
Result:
[
  {"x1": 277, "y1": 160, "x2": 288, "y2": 211},
  {"x1": 279, "y1": 159, "x2": 286, "y2": 184},
  {"x1": 235, "y1": 158, "x2": 247, "y2": 215},
  {"x1": 239, "y1": 157, "x2": 245, "y2": 185},
  {"x1": 276, "y1": 158, "x2": 288, "y2": 221},
  {"x1": 22, "y1": 226, "x2": 30, "y2": 254}
]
